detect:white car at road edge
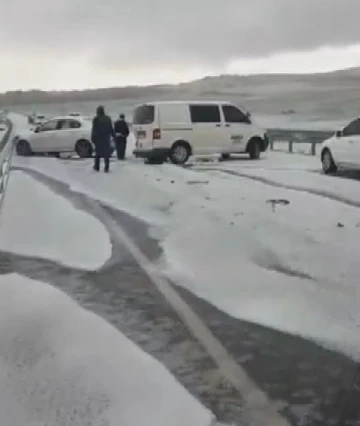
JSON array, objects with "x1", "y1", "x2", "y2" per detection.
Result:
[
  {"x1": 320, "y1": 117, "x2": 360, "y2": 174},
  {"x1": 15, "y1": 116, "x2": 94, "y2": 158}
]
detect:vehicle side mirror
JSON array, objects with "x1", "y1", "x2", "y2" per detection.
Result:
[
  {"x1": 335, "y1": 130, "x2": 342, "y2": 138},
  {"x1": 34, "y1": 126, "x2": 40, "y2": 133}
]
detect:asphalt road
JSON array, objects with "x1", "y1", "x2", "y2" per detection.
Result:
[{"x1": 1, "y1": 163, "x2": 360, "y2": 426}]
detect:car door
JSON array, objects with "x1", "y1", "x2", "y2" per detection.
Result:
[
  {"x1": 30, "y1": 119, "x2": 61, "y2": 152},
  {"x1": 340, "y1": 118, "x2": 360, "y2": 168},
  {"x1": 221, "y1": 104, "x2": 252, "y2": 153},
  {"x1": 189, "y1": 104, "x2": 224, "y2": 154},
  {"x1": 57, "y1": 119, "x2": 82, "y2": 151}
]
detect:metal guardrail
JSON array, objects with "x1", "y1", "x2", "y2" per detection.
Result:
[
  {"x1": 0, "y1": 114, "x2": 15, "y2": 210},
  {"x1": 266, "y1": 129, "x2": 334, "y2": 155}
]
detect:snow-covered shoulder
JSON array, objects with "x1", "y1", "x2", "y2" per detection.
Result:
[
  {"x1": 0, "y1": 273, "x2": 214, "y2": 426},
  {"x1": 0, "y1": 171, "x2": 111, "y2": 270}
]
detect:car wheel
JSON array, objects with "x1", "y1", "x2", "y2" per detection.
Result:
[
  {"x1": 16, "y1": 140, "x2": 32, "y2": 156},
  {"x1": 75, "y1": 139, "x2": 92, "y2": 158},
  {"x1": 322, "y1": 149, "x2": 337, "y2": 174},
  {"x1": 248, "y1": 139, "x2": 261, "y2": 160},
  {"x1": 169, "y1": 141, "x2": 191, "y2": 165}
]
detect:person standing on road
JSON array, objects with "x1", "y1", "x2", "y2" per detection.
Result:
[
  {"x1": 91, "y1": 106, "x2": 115, "y2": 173},
  {"x1": 114, "y1": 113, "x2": 130, "y2": 160}
]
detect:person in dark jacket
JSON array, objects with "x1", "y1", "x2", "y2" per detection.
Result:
[
  {"x1": 91, "y1": 106, "x2": 115, "y2": 172},
  {"x1": 114, "y1": 113, "x2": 130, "y2": 160}
]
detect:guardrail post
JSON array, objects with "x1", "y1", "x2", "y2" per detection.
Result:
[
  {"x1": 311, "y1": 141, "x2": 316, "y2": 156},
  {"x1": 289, "y1": 140, "x2": 293, "y2": 153}
]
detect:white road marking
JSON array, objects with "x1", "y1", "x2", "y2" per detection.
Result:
[{"x1": 88, "y1": 198, "x2": 290, "y2": 426}]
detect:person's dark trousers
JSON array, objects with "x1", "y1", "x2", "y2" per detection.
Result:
[
  {"x1": 115, "y1": 137, "x2": 127, "y2": 160},
  {"x1": 94, "y1": 155, "x2": 110, "y2": 172},
  {"x1": 94, "y1": 155, "x2": 100, "y2": 171},
  {"x1": 104, "y1": 156, "x2": 110, "y2": 172}
]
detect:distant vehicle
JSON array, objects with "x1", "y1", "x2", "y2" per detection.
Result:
[
  {"x1": 321, "y1": 117, "x2": 360, "y2": 174},
  {"x1": 15, "y1": 116, "x2": 94, "y2": 158},
  {"x1": 132, "y1": 101, "x2": 269, "y2": 164},
  {"x1": 69, "y1": 112, "x2": 81, "y2": 117},
  {"x1": 34, "y1": 114, "x2": 46, "y2": 126}
]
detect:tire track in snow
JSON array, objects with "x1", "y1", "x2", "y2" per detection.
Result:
[
  {"x1": 13, "y1": 166, "x2": 289, "y2": 426},
  {"x1": 190, "y1": 167, "x2": 360, "y2": 209},
  {"x1": 8, "y1": 165, "x2": 360, "y2": 426},
  {"x1": 6, "y1": 168, "x2": 249, "y2": 425}
]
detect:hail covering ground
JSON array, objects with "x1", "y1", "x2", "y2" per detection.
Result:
[
  {"x1": 2, "y1": 113, "x2": 360, "y2": 425},
  {"x1": 0, "y1": 171, "x2": 112, "y2": 270},
  {"x1": 12, "y1": 142, "x2": 360, "y2": 360},
  {"x1": 0, "y1": 114, "x2": 217, "y2": 426}
]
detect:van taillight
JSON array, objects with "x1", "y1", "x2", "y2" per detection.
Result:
[{"x1": 153, "y1": 128, "x2": 161, "y2": 140}]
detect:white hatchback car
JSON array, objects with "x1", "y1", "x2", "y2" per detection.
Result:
[
  {"x1": 16, "y1": 116, "x2": 94, "y2": 158},
  {"x1": 321, "y1": 117, "x2": 360, "y2": 174}
]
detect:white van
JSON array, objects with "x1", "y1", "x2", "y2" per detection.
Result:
[{"x1": 132, "y1": 101, "x2": 269, "y2": 164}]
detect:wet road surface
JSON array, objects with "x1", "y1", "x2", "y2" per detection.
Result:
[{"x1": 2, "y1": 166, "x2": 360, "y2": 426}]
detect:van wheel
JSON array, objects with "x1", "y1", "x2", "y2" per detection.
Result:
[
  {"x1": 169, "y1": 141, "x2": 191, "y2": 165},
  {"x1": 221, "y1": 153, "x2": 230, "y2": 161},
  {"x1": 248, "y1": 139, "x2": 261, "y2": 160}
]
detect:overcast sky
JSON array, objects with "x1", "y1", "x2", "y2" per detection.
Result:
[{"x1": 1, "y1": 0, "x2": 360, "y2": 90}]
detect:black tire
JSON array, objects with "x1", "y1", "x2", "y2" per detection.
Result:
[
  {"x1": 169, "y1": 141, "x2": 191, "y2": 165},
  {"x1": 16, "y1": 140, "x2": 32, "y2": 156},
  {"x1": 322, "y1": 149, "x2": 337, "y2": 174},
  {"x1": 75, "y1": 139, "x2": 92, "y2": 158},
  {"x1": 248, "y1": 139, "x2": 261, "y2": 160},
  {"x1": 221, "y1": 153, "x2": 231, "y2": 161}
]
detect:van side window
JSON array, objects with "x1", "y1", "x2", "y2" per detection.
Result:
[
  {"x1": 133, "y1": 105, "x2": 155, "y2": 124},
  {"x1": 343, "y1": 119, "x2": 360, "y2": 136},
  {"x1": 222, "y1": 105, "x2": 250, "y2": 123},
  {"x1": 190, "y1": 105, "x2": 221, "y2": 123}
]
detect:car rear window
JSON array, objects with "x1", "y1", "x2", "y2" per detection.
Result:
[{"x1": 133, "y1": 105, "x2": 154, "y2": 125}]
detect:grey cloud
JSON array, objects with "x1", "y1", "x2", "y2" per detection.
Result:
[{"x1": 2, "y1": 0, "x2": 360, "y2": 68}]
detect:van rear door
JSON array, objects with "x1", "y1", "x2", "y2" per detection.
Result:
[{"x1": 133, "y1": 104, "x2": 157, "y2": 150}]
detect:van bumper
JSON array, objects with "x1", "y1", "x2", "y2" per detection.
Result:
[{"x1": 133, "y1": 148, "x2": 169, "y2": 160}]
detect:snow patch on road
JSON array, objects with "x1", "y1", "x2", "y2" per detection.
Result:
[
  {"x1": 0, "y1": 273, "x2": 214, "y2": 426},
  {"x1": 0, "y1": 170, "x2": 111, "y2": 270},
  {"x1": 12, "y1": 154, "x2": 360, "y2": 359}
]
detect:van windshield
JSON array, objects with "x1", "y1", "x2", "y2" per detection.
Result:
[{"x1": 133, "y1": 105, "x2": 154, "y2": 124}]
